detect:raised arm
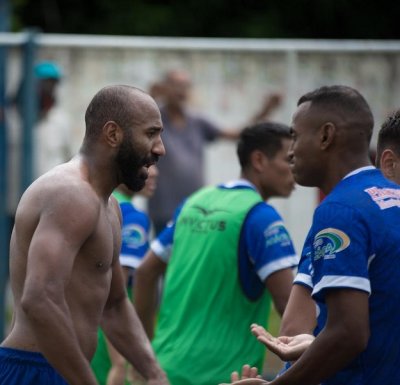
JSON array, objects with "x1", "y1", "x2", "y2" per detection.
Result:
[
  {"x1": 134, "y1": 250, "x2": 167, "y2": 339},
  {"x1": 20, "y1": 189, "x2": 100, "y2": 385},
  {"x1": 219, "y1": 92, "x2": 283, "y2": 140}
]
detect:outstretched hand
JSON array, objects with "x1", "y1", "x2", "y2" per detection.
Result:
[
  {"x1": 251, "y1": 324, "x2": 315, "y2": 362},
  {"x1": 220, "y1": 365, "x2": 269, "y2": 385}
]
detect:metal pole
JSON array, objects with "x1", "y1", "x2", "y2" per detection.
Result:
[
  {"x1": 20, "y1": 29, "x2": 38, "y2": 192},
  {"x1": 0, "y1": 0, "x2": 10, "y2": 340}
]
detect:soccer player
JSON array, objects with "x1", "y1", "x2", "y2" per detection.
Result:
[
  {"x1": 230, "y1": 85, "x2": 400, "y2": 385},
  {"x1": 0, "y1": 85, "x2": 168, "y2": 385},
  {"x1": 135, "y1": 121, "x2": 298, "y2": 385}
]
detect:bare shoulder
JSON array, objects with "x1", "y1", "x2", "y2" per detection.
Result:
[{"x1": 17, "y1": 163, "x2": 101, "y2": 228}]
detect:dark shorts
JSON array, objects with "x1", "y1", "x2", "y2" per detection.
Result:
[{"x1": 0, "y1": 347, "x2": 68, "y2": 385}]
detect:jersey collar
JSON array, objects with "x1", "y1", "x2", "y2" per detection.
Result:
[
  {"x1": 221, "y1": 179, "x2": 257, "y2": 190},
  {"x1": 343, "y1": 165, "x2": 376, "y2": 180}
]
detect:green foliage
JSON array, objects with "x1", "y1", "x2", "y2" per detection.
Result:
[{"x1": 10, "y1": 0, "x2": 400, "y2": 38}]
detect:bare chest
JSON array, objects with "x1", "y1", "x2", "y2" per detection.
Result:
[{"x1": 78, "y1": 204, "x2": 121, "y2": 273}]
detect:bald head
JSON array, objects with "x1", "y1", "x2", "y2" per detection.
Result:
[
  {"x1": 162, "y1": 70, "x2": 192, "y2": 109},
  {"x1": 84, "y1": 85, "x2": 157, "y2": 141},
  {"x1": 163, "y1": 69, "x2": 191, "y2": 84},
  {"x1": 298, "y1": 85, "x2": 374, "y2": 150}
]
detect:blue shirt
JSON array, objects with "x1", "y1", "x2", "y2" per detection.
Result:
[
  {"x1": 151, "y1": 180, "x2": 298, "y2": 299},
  {"x1": 113, "y1": 191, "x2": 151, "y2": 269},
  {"x1": 302, "y1": 167, "x2": 400, "y2": 385}
]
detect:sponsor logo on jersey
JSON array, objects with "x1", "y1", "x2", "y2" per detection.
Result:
[
  {"x1": 264, "y1": 221, "x2": 292, "y2": 247},
  {"x1": 122, "y1": 224, "x2": 147, "y2": 248},
  {"x1": 364, "y1": 186, "x2": 400, "y2": 210},
  {"x1": 313, "y1": 228, "x2": 350, "y2": 261},
  {"x1": 192, "y1": 205, "x2": 230, "y2": 216},
  {"x1": 179, "y1": 205, "x2": 228, "y2": 233}
]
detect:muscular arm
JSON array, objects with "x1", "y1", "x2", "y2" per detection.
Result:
[
  {"x1": 101, "y1": 257, "x2": 167, "y2": 385},
  {"x1": 134, "y1": 250, "x2": 167, "y2": 339},
  {"x1": 264, "y1": 268, "x2": 294, "y2": 316},
  {"x1": 20, "y1": 191, "x2": 100, "y2": 385},
  {"x1": 270, "y1": 289, "x2": 370, "y2": 385}
]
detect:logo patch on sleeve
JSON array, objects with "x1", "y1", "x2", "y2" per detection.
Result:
[
  {"x1": 122, "y1": 224, "x2": 147, "y2": 248},
  {"x1": 264, "y1": 221, "x2": 292, "y2": 247},
  {"x1": 313, "y1": 228, "x2": 350, "y2": 261}
]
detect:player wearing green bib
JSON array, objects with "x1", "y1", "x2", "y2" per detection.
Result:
[{"x1": 135, "y1": 122, "x2": 298, "y2": 385}]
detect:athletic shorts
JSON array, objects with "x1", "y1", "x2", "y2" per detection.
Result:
[{"x1": 0, "y1": 347, "x2": 68, "y2": 385}]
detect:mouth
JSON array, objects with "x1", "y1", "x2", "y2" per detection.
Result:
[{"x1": 143, "y1": 156, "x2": 159, "y2": 169}]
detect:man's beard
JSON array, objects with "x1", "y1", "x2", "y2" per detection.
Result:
[{"x1": 116, "y1": 140, "x2": 157, "y2": 192}]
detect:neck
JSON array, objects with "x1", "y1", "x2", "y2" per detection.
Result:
[
  {"x1": 239, "y1": 171, "x2": 268, "y2": 200},
  {"x1": 78, "y1": 144, "x2": 118, "y2": 201},
  {"x1": 320, "y1": 155, "x2": 372, "y2": 195}
]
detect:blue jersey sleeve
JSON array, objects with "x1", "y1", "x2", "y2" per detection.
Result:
[
  {"x1": 150, "y1": 202, "x2": 184, "y2": 263},
  {"x1": 293, "y1": 230, "x2": 314, "y2": 290},
  {"x1": 243, "y1": 203, "x2": 298, "y2": 282},
  {"x1": 119, "y1": 203, "x2": 151, "y2": 269},
  {"x1": 310, "y1": 202, "x2": 371, "y2": 301}
]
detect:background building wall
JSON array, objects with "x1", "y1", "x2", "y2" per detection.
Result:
[{"x1": 6, "y1": 35, "x2": 400, "y2": 253}]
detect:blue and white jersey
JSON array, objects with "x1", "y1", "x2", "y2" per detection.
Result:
[
  {"x1": 114, "y1": 192, "x2": 151, "y2": 269},
  {"x1": 150, "y1": 180, "x2": 298, "y2": 299},
  {"x1": 307, "y1": 166, "x2": 400, "y2": 385},
  {"x1": 293, "y1": 229, "x2": 314, "y2": 290}
]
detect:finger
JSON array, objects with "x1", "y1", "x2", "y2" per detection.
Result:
[
  {"x1": 251, "y1": 325, "x2": 269, "y2": 338},
  {"x1": 252, "y1": 326, "x2": 274, "y2": 341},
  {"x1": 225, "y1": 379, "x2": 269, "y2": 385},
  {"x1": 241, "y1": 364, "x2": 251, "y2": 379},
  {"x1": 249, "y1": 367, "x2": 258, "y2": 378},
  {"x1": 231, "y1": 371, "x2": 239, "y2": 382}
]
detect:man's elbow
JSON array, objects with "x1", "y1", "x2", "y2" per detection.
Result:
[{"x1": 21, "y1": 288, "x2": 55, "y2": 320}]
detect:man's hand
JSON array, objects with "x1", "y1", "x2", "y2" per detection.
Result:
[
  {"x1": 219, "y1": 364, "x2": 268, "y2": 385},
  {"x1": 251, "y1": 324, "x2": 315, "y2": 361}
]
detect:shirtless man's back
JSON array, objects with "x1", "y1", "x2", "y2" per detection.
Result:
[{"x1": 0, "y1": 85, "x2": 167, "y2": 385}]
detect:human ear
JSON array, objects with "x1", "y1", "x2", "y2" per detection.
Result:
[
  {"x1": 250, "y1": 150, "x2": 267, "y2": 173},
  {"x1": 103, "y1": 121, "x2": 123, "y2": 148},
  {"x1": 380, "y1": 149, "x2": 397, "y2": 179},
  {"x1": 319, "y1": 122, "x2": 336, "y2": 150}
]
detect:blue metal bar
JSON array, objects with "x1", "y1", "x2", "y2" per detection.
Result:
[{"x1": 0, "y1": 0, "x2": 10, "y2": 340}]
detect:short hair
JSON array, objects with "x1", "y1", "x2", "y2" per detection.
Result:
[
  {"x1": 376, "y1": 109, "x2": 400, "y2": 167},
  {"x1": 84, "y1": 85, "x2": 144, "y2": 140},
  {"x1": 237, "y1": 122, "x2": 291, "y2": 169},
  {"x1": 298, "y1": 85, "x2": 374, "y2": 143}
]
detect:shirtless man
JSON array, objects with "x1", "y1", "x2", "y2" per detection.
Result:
[{"x1": 0, "y1": 85, "x2": 168, "y2": 385}]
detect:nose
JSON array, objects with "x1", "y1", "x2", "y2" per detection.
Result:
[{"x1": 153, "y1": 135, "x2": 166, "y2": 157}]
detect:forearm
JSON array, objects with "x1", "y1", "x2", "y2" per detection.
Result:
[
  {"x1": 279, "y1": 285, "x2": 316, "y2": 336},
  {"x1": 23, "y1": 299, "x2": 98, "y2": 385},
  {"x1": 134, "y1": 267, "x2": 160, "y2": 339},
  {"x1": 105, "y1": 337, "x2": 127, "y2": 385},
  {"x1": 102, "y1": 297, "x2": 166, "y2": 382}
]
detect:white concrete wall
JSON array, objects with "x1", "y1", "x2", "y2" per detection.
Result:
[{"x1": 5, "y1": 35, "x2": 400, "y2": 253}]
